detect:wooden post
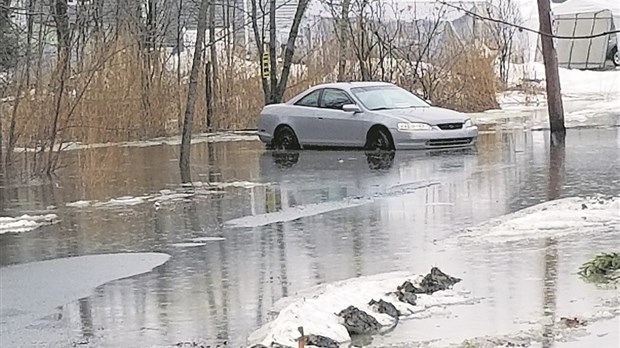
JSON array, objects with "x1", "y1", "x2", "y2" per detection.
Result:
[
  {"x1": 537, "y1": 0, "x2": 565, "y2": 134},
  {"x1": 297, "y1": 326, "x2": 305, "y2": 348}
]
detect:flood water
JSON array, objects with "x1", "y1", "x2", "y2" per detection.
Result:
[{"x1": 1, "y1": 128, "x2": 619, "y2": 347}]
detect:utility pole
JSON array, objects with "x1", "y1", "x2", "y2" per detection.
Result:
[{"x1": 537, "y1": 0, "x2": 565, "y2": 133}]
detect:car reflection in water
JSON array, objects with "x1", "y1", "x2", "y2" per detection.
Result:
[{"x1": 270, "y1": 150, "x2": 397, "y2": 171}]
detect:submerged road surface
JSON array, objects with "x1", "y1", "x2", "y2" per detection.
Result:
[{"x1": 0, "y1": 128, "x2": 619, "y2": 347}]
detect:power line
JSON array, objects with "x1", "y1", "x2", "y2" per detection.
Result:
[{"x1": 435, "y1": 0, "x2": 620, "y2": 40}]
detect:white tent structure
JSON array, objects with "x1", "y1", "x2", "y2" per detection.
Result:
[
  {"x1": 551, "y1": 0, "x2": 619, "y2": 69},
  {"x1": 518, "y1": 0, "x2": 619, "y2": 70}
]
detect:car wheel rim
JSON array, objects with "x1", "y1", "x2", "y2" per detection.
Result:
[
  {"x1": 371, "y1": 131, "x2": 390, "y2": 150},
  {"x1": 615, "y1": 51, "x2": 620, "y2": 66},
  {"x1": 277, "y1": 130, "x2": 294, "y2": 149}
]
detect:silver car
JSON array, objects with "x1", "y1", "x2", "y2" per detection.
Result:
[{"x1": 257, "y1": 82, "x2": 478, "y2": 150}]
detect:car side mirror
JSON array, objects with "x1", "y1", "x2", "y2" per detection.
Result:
[{"x1": 342, "y1": 104, "x2": 361, "y2": 113}]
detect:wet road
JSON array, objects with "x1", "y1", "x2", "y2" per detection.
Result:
[{"x1": 1, "y1": 128, "x2": 619, "y2": 347}]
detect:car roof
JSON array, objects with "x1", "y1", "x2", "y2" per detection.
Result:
[{"x1": 309, "y1": 81, "x2": 394, "y2": 91}]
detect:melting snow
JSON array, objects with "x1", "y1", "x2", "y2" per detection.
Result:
[
  {"x1": 248, "y1": 271, "x2": 472, "y2": 347},
  {"x1": 461, "y1": 196, "x2": 620, "y2": 243},
  {"x1": 225, "y1": 197, "x2": 374, "y2": 228},
  {"x1": 170, "y1": 242, "x2": 206, "y2": 248},
  {"x1": 190, "y1": 237, "x2": 225, "y2": 242},
  {"x1": 0, "y1": 214, "x2": 59, "y2": 234}
]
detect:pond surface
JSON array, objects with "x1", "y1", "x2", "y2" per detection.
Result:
[{"x1": 1, "y1": 128, "x2": 619, "y2": 347}]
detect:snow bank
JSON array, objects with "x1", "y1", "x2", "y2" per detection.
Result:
[
  {"x1": 507, "y1": 63, "x2": 620, "y2": 100},
  {"x1": 461, "y1": 196, "x2": 620, "y2": 244},
  {"x1": 0, "y1": 214, "x2": 59, "y2": 234},
  {"x1": 248, "y1": 271, "x2": 472, "y2": 347}
]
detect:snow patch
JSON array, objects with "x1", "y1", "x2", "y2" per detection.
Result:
[
  {"x1": 248, "y1": 271, "x2": 472, "y2": 347},
  {"x1": 0, "y1": 214, "x2": 59, "y2": 234},
  {"x1": 171, "y1": 242, "x2": 206, "y2": 248},
  {"x1": 190, "y1": 237, "x2": 225, "y2": 242},
  {"x1": 225, "y1": 197, "x2": 374, "y2": 228},
  {"x1": 461, "y1": 196, "x2": 620, "y2": 243}
]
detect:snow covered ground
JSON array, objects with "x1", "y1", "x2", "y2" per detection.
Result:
[
  {"x1": 473, "y1": 63, "x2": 620, "y2": 130},
  {"x1": 460, "y1": 196, "x2": 620, "y2": 244},
  {"x1": 248, "y1": 271, "x2": 473, "y2": 347},
  {"x1": 0, "y1": 214, "x2": 59, "y2": 234}
]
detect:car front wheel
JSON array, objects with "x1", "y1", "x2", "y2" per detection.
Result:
[
  {"x1": 366, "y1": 127, "x2": 395, "y2": 151},
  {"x1": 272, "y1": 126, "x2": 300, "y2": 150}
]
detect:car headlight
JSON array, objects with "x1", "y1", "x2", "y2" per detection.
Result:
[
  {"x1": 397, "y1": 122, "x2": 432, "y2": 131},
  {"x1": 464, "y1": 119, "x2": 474, "y2": 128}
]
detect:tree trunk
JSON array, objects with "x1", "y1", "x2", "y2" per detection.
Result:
[
  {"x1": 268, "y1": 0, "x2": 277, "y2": 104},
  {"x1": 249, "y1": 0, "x2": 270, "y2": 104},
  {"x1": 537, "y1": 0, "x2": 565, "y2": 134},
  {"x1": 274, "y1": 0, "x2": 309, "y2": 102},
  {"x1": 337, "y1": 0, "x2": 351, "y2": 81},
  {"x1": 205, "y1": 61, "x2": 213, "y2": 130},
  {"x1": 208, "y1": 0, "x2": 218, "y2": 111},
  {"x1": 179, "y1": 0, "x2": 209, "y2": 183}
]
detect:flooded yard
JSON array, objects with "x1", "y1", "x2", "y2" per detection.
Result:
[{"x1": 1, "y1": 128, "x2": 619, "y2": 347}]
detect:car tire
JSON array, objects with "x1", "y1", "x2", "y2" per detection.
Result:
[
  {"x1": 613, "y1": 47, "x2": 620, "y2": 67},
  {"x1": 365, "y1": 127, "x2": 395, "y2": 151},
  {"x1": 273, "y1": 126, "x2": 300, "y2": 150}
]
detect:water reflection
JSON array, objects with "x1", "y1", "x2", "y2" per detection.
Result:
[{"x1": 0, "y1": 129, "x2": 619, "y2": 347}]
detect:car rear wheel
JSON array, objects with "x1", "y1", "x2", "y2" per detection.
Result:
[
  {"x1": 613, "y1": 47, "x2": 620, "y2": 67},
  {"x1": 366, "y1": 127, "x2": 394, "y2": 151},
  {"x1": 273, "y1": 126, "x2": 300, "y2": 150}
]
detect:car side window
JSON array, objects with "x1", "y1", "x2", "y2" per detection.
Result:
[
  {"x1": 295, "y1": 90, "x2": 322, "y2": 107},
  {"x1": 320, "y1": 89, "x2": 353, "y2": 110}
]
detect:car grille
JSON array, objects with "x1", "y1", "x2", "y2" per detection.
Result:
[
  {"x1": 437, "y1": 123, "x2": 463, "y2": 130},
  {"x1": 427, "y1": 137, "x2": 474, "y2": 147}
]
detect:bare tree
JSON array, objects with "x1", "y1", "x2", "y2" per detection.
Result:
[
  {"x1": 251, "y1": 0, "x2": 310, "y2": 104},
  {"x1": 488, "y1": 0, "x2": 522, "y2": 85},
  {"x1": 180, "y1": 0, "x2": 210, "y2": 183}
]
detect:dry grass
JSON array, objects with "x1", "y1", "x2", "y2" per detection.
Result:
[{"x1": 2, "y1": 35, "x2": 498, "y2": 155}]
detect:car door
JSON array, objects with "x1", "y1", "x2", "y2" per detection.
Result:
[
  {"x1": 315, "y1": 88, "x2": 367, "y2": 147},
  {"x1": 288, "y1": 89, "x2": 323, "y2": 145}
]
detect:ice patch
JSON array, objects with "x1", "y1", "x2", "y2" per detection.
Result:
[
  {"x1": 190, "y1": 237, "x2": 225, "y2": 242},
  {"x1": 0, "y1": 253, "x2": 170, "y2": 339},
  {"x1": 13, "y1": 131, "x2": 259, "y2": 153},
  {"x1": 248, "y1": 271, "x2": 471, "y2": 347},
  {"x1": 0, "y1": 214, "x2": 59, "y2": 234},
  {"x1": 461, "y1": 196, "x2": 620, "y2": 244},
  {"x1": 64, "y1": 181, "x2": 266, "y2": 209},
  {"x1": 171, "y1": 242, "x2": 206, "y2": 248},
  {"x1": 225, "y1": 197, "x2": 374, "y2": 228},
  {"x1": 225, "y1": 181, "x2": 437, "y2": 228}
]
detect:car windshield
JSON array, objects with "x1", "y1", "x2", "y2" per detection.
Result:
[{"x1": 351, "y1": 86, "x2": 429, "y2": 111}]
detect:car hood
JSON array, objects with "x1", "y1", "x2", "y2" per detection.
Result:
[{"x1": 375, "y1": 106, "x2": 467, "y2": 125}]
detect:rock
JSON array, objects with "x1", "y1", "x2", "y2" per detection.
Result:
[
  {"x1": 581, "y1": 203, "x2": 588, "y2": 210},
  {"x1": 250, "y1": 343, "x2": 293, "y2": 348},
  {"x1": 396, "y1": 290, "x2": 417, "y2": 306},
  {"x1": 270, "y1": 344, "x2": 294, "y2": 348},
  {"x1": 397, "y1": 280, "x2": 420, "y2": 294},
  {"x1": 560, "y1": 317, "x2": 586, "y2": 328},
  {"x1": 304, "y1": 334, "x2": 340, "y2": 348},
  {"x1": 337, "y1": 305, "x2": 382, "y2": 335},
  {"x1": 368, "y1": 299, "x2": 400, "y2": 319},
  {"x1": 416, "y1": 267, "x2": 461, "y2": 294}
]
